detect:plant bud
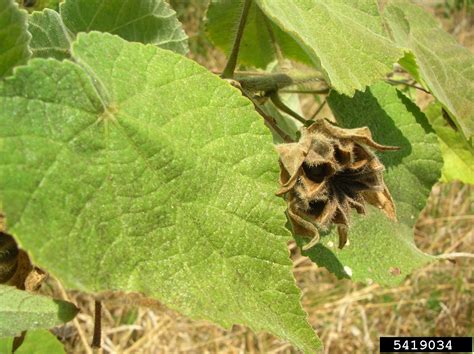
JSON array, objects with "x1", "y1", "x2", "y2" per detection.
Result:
[{"x1": 276, "y1": 119, "x2": 398, "y2": 250}]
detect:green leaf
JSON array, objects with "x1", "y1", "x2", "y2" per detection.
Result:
[
  {"x1": 425, "y1": 103, "x2": 474, "y2": 184},
  {"x1": 28, "y1": 9, "x2": 72, "y2": 60},
  {"x1": 0, "y1": 32, "x2": 320, "y2": 353},
  {"x1": 60, "y1": 0, "x2": 188, "y2": 55},
  {"x1": 0, "y1": 285, "x2": 78, "y2": 337},
  {"x1": 383, "y1": 0, "x2": 474, "y2": 141},
  {"x1": 206, "y1": 0, "x2": 312, "y2": 68},
  {"x1": 0, "y1": 0, "x2": 31, "y2": 78},
  {"x1": 0, "y1": 329, "x2": 65, "y2": 354},
  {"x1": 298, "y1": 82, "x2": 442, "y2": 286},
  {"x1": 254, "y1": 0, "x2": 404, "y2": 95}
]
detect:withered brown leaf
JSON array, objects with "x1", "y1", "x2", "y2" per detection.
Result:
[{"x1": 276, "y1": 119, "x2": 398, "y2": 250}]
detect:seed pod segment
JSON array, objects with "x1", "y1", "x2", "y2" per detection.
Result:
[{"x1": 276, "y1": 119, "x2": 398, "y2": 250}]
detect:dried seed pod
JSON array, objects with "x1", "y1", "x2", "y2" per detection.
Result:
[
  {"x1": 276, "y1": 119, "x2": 398, "y2": 250},
  {"x1": 0, "y1": 213, "x2": 45, "y2": 290}
]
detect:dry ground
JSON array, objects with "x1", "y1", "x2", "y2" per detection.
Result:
[{"x1": 40, "y1": 1, "x2": 473, "y2": 353}]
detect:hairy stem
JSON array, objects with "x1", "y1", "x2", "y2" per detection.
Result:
[
  {"x1": 221, "y1": 0, "x2": 252, "y2": 79},
  {"x1": 280, "y1": 88, "x2": 330, "y2": 95},
  {"x1": 310, "y1": 99, "x2": 327, "y2": 120},
  {"x1": 254, "y1": 102, "x2": 294, "y2": 143},
  {"x1": 270, "y1": 92, "x2": 308, "y2": 125},
  {"x1": 385, "y1": 79, "x2": 430, "y2": 94}
]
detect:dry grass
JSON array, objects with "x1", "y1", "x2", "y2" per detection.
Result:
[{"x1": 42, "y1": 1, "x2": 474, "y2": 353}]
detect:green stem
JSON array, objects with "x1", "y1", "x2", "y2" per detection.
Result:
[
  {"x1": 310, "y1": 99, "x2": 327, "y2": 120},
  {"x1": 256, "y1": 104, "x2": 294, "y2": 143},
  {"x1": 221, "y1": 0, "x2": 252, "y2": 79},
  {"x1": 385, "y1": 79, "x2": 430, "y2": 94},
  {"x1": 280, "y1": 88, "x2": 330, "y2": 95},
  {"x1": 269, "y1": 92, "x2": 308, "y2": 126}
]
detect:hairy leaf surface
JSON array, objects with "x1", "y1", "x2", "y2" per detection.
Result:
[
  {"x1": 28, "y1": 9, "x2": 72, "y2": 60},
  {"x1": 206, "y1": 0, "x2": 311, "y2": 68},
  {"x1": 298, "y1": 83, "x2": 442, "y2": 286},
  {"x1": 0, "y1": 32, "x2": 320, "y2": 352},
  {"x1": 0, "y1": 285, "x2": 78, "y2": 337},
  {"x1": 0, "y1": 0, "x2": 31, "y2": 78},
  {"x1": 255, "y1": 0, "x2": 403, "y2": 95},
  {"x1": 383, "y1": 0, "x2": 474, "y2": 141},
  {"x1": 425, "y1": 104, "x2": 474, "y2": 184},
  {"x1": 60, "y1": 0, "x2": 188, "y2": 54}
]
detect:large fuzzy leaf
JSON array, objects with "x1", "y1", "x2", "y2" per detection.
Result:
[
  {"x1": 382, "y1": 0, "x2": 474, "y2": 141},
  {"x1": 0, "y1": 32, "x2": 320, "y2": 353},
  {"x1": 0, "y1": 285, "x2": 78, "y2": 337},
  {"x1": 254, "y1": 0, "x2": 404, "y2": 95},
  {"x1": 28, "y1": 0, "x2": 188, "y2": 61},
  {"x1": 0, "y1": 0, "x2": 31, "y2": 78},
  {"x1": 28, "y1": 9, "x2": 72, "y2": 60},
  {"x1": 59, "y1": 0, "x2": 188, "y2": 54},
  {"x1": 206, "y1": 0, "x2": 312, "y2": 68},
  {"x1": 298, "y1": 83, "x2": 442, "y2": 286}
]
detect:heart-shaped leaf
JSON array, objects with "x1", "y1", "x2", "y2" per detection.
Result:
[{"x1": 0, "y1": 32, "x2": 320, "y2": 353}]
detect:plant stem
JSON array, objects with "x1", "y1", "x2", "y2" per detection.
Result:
[
  {"x1": 280, "y1": 88, "x2": 330, "y2": 95},
  {"x1": 269, "y1": 92, "x2": 308, "y2": 125},
  {"x1": 310, "y1": 99, "x2": 327, "y2": 120},
  {"x1": 221, "y1": 0, "x2": 252, "y2": 79},
  {"x1": 253, "y1": 102, "x2": 294, "y2": 143},
  {"x1": 91, "y1": 300, "x2": 102, "y2": 348},
  {"x1": 226, "y1": 80, "x2": 293, "y2": 143},
  {"x1": 385, "y1": 79, "x2": 430, "y2": 94}
]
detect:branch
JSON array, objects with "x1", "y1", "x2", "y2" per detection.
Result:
[
  {"x1": 269, "y1": 92, "x2": 308, "y2": 126},
  {"x1": 385, "y1": 79, "x2": 430, "y2": 94},
  {"x1": 310, "y1": 99, "x2": 327, "y2": 120},
  {"x1": 226, "y1": 79, "x2": 294, "y2": 143},
  {"x1": 280, "y1": 88, "x2": 330, "y2": 95},
  {"x1": 221, "y1": 0, "x2": 252, "y2": 79}
]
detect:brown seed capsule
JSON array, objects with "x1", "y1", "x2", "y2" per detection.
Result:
[{"x1": 276, "y1": 119, "x2": 398, "y2": 250}]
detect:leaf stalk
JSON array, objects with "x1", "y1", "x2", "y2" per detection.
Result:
[{"x1": 221, "y1": 0, "x2": 252, "y2": 79}]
